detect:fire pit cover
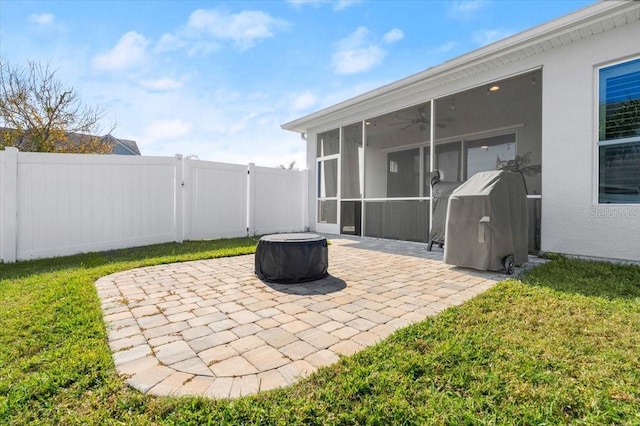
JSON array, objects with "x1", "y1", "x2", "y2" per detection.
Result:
[{"x1": 255, "y1": 233, "x2": 328, "y2": 283}]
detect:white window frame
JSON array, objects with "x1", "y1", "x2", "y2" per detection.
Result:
[{"x1": 596, "y1": 56, "x2": 640, "y2": 205}]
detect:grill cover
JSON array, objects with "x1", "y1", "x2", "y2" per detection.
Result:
[
  {"x1": 444, "y1": 171, "x2": 528, "y2": 271},
  {"x1": 255, "y1": 233, "x2": 328, "y2": 283},
  {"x1": 430, "y1": 180, "x2": 463, "y2": 244}
]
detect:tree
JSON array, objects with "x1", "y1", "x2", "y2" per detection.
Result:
[
  {"x1": 278, "y1": 161, "x2": 298, "y2": 170},
  {"x1": 496, "y1": 152, "x2": 541, "y2": 177},
  {"x1": 0, "y1": 60, "x2": 113, "y2": 153}
]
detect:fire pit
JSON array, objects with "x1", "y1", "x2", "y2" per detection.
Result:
[{"x1": 255, "y1": 233, "x2": 328, "y2": 283}]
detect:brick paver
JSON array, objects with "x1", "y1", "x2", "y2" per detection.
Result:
[{"x1": 96, "y1": 236, "x2": 536, "y2": 399}]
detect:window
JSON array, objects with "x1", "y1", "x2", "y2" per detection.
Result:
[
  {"x1": 341, "y1": 123, "x2": 363, "y2": 199},
  {"x1": 317, "y1": 159, "x2": 338, "y2": 198},
  {"x1": 387, "y1": 148, "x2": 420, "y2": 197},
  {"x1": 435, "y1": 142, "x2": 461, "y2": 182},
  {"x1": 466, "y1": 133, "x2": 516, "y2": 179},
  {"x1": 598, "y1": 58, "x2": 640, "y2": 204},
  {"x1": 317, "y1": 129, "x2": 340, "y2": 157}
]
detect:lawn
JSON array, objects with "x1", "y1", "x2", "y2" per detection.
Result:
[{"x1": 1, "y1": 239, "x2": 639, "y2": 425}]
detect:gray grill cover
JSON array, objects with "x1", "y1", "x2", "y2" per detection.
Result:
[
  {"x1": 444, "y1": 170, "x2": 528, "y2": 271},
  {"x1": 255, "y1": 234, "x2": 328, "y2": 283},
  {"x1": 430, "y1": 181, "x2": 463, "y2": 244}
]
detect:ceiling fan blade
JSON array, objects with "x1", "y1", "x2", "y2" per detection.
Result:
[{"x1": 391, "y1": 118, "x2": 417, "y2": 126}]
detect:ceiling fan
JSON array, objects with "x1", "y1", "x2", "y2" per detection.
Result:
[{"x1": 391, "y1": 106, "x2": 451, "y2": 130}]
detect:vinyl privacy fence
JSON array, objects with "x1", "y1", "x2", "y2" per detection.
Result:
[{"x1": 0, "y1": 147, "x2": 308, "y2": 262}]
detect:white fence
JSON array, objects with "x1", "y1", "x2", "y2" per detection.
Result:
[{"x1": 0, "y1": 147, "x2": 308, "y2": 262}]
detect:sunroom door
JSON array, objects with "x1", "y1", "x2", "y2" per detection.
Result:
[{"x1": 316, "y1": 129, "x2": 340, "y2": 234}]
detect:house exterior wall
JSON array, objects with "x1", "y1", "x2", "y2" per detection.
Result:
[
  {"x1": 540, "y1": 22, "x2": 640, "y2": 262},
  {"x1": 298, "y1": 6, "x2": 639, "y2": 262}
]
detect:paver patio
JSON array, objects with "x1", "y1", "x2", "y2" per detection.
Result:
[{"x1": 95, "y1": 236, "x2": 532, "y2": 399}]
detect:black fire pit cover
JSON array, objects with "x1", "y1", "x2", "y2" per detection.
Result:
[{"x1": 255, "y1": 233, "x2": 328, "y2": 283}]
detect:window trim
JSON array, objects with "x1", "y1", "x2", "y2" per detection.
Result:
[{"x1": 595, "y1": 56, "x2": 640, "y2": 205}]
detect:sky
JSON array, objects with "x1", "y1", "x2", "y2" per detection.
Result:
[{"x1": 0, "y1": 0, "x2": 596, "y2": 168}]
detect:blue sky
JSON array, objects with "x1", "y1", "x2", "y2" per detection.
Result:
[{"x1": 0, "y1": 0, "x2": 595, "y2": 167}]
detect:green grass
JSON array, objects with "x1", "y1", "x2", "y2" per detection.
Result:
[{"x1": 1, "y1": 241, "x2": 639, "y2": 425}]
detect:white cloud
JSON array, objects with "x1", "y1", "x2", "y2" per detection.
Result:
[
  {"x1": 92, "y1": 31, "x2": 149, "y2": 72},
  {"x1": 448, "y1": 0, "x2": 487, "y2": 18},
  {"x1": 185, "y1": 9, "x2": 289, "y2": 50},
  {"x1": 287, "y1": 0, "x2": 327, "y2": 8},
  {"x1": 287, "y1": 0, "x2": 362, "y2": 11},
  {"x1": 98, "y1": 83, "x2": 306, "y2": 167},
  {"x1": 291, "y1": 91, "x2": 317, "y2": 111},
  {"x1": 143, "y1": 119, "x2": 193, "y2": 143},
  {"x1": 452, "y1": 0, "x2": 486, "y2": 13},
  {"x1": 427, "y1": 41, "x2": 458, "y2": 54},
  {"x1": 383, "y1": 28, "x2": 404, "y2": 44},
  {"x1": 155, "y1": 33, "x2": 186, "y2": 52},
  {"x1": 473, "y1": 29, "x2": 513, "y2": 45},
  {"x1": 287, "y1": 0, "x2": 330, "y2": 9},
  {"x1": 28, "y1": 13, "x2": 55, "y2": 25},
  {"x1": 140, "y1": 77, "x2": 185, "y2": 92},
  {"x1": 334, "y1": 0, "x2": 363, "y2": 11},
  {"x1": 227, "y1": 112, "x2": 261, "y2": 135},
  {"x1": 332, "y1": 27, "x2": 385, "y2": 75}
]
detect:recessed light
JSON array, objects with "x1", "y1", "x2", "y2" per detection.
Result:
[{"x1": 489, "y1": 85, "x2": 500, "y2": 92}]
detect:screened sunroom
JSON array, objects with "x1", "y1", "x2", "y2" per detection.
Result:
[
  {"x1": 314, "y1": 69, "x2": 542, "y2": 251},
  {"x1": 285, "y1": 1, "x2": 640, "y2": 263}
]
